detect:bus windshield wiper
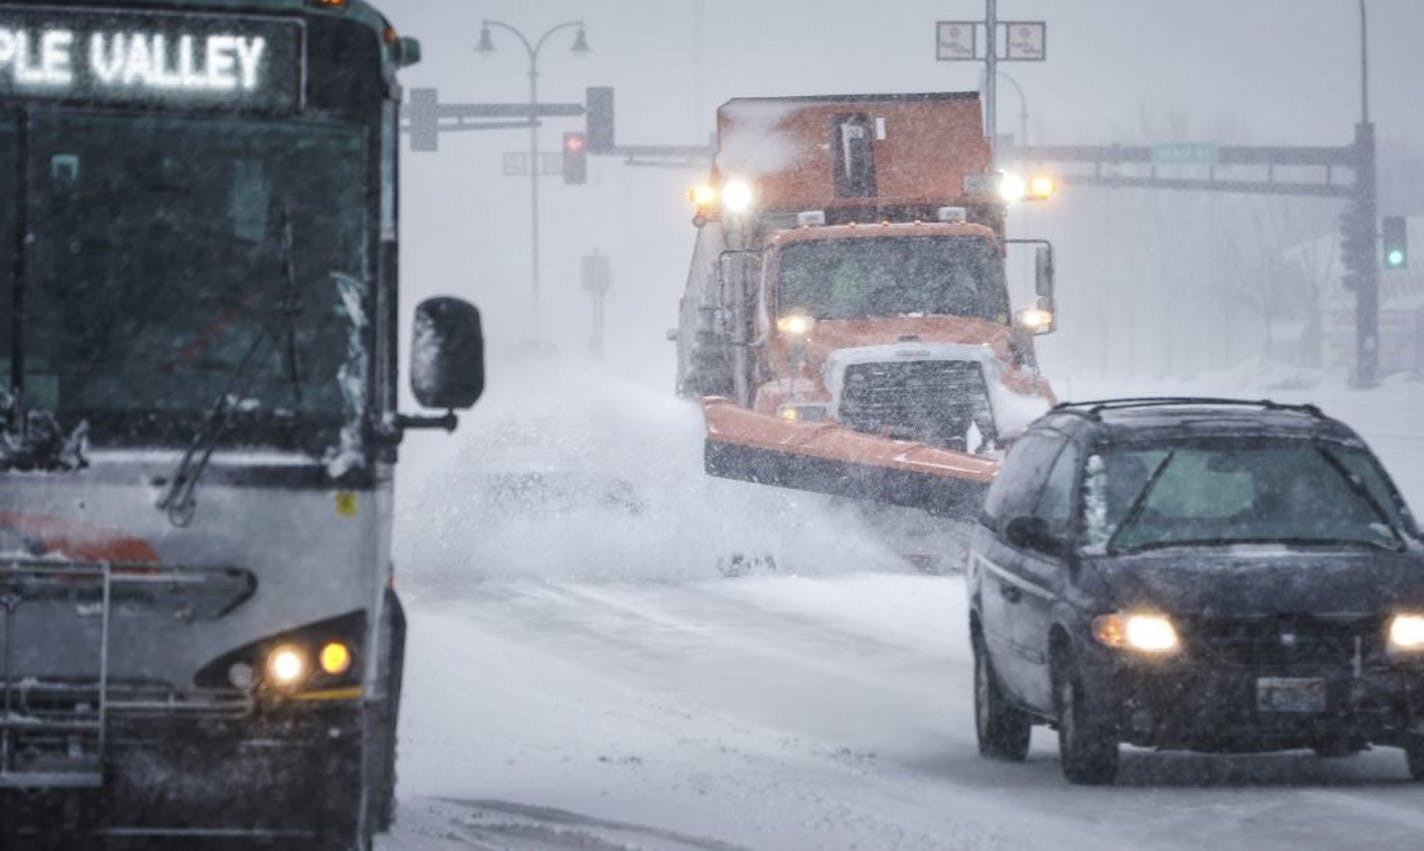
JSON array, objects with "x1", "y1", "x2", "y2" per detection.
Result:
[
  {"x1": 155, "y1": 213, "x2": 305, "y2": 527},
  {"x1": 155, "y1": 321, "x2": 277, "y2": 527}
]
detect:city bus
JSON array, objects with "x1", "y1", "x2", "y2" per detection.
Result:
[{"x1": 0, "y1": 1, "x2": 482, "y2": 847}]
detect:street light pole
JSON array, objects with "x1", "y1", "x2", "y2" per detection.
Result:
[
  {"x1": 479, "y1": 19, "x2": 588, "y2": 342},
  {"x1": 997, "y1": 70, "x2": 1028, "y2": 146}
]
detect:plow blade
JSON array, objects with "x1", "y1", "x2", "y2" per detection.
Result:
[{"x1": 700, "y1": 398, "x2": 998, "y2": 518}]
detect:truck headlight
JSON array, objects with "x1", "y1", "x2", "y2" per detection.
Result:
[
  {"x1": 776, "y1": 314, "x2": 814, "y2": 337},
  {"x1": 1388, "y1": 614, "x2": 1424, "y2": 652},
  {"x1": 721, "y1": 178, "x2": 755, "y2": 214},
  {"x1": 1093, "y1": 613, "x2": 1180, "y2": 654}
]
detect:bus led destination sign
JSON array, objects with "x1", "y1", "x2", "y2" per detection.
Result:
[{"x1": 0, "y1": 7, "x2": 301, "y2": 111}]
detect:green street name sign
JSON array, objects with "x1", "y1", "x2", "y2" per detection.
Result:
[{"x1": 1151, "y1": 143, "x2": 1219, "y2": 164}]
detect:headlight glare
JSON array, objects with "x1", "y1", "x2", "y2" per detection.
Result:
[
  {"x1": 721, "y1": 178, "x2": 755, "y2": 214},
  {"x1": 1389, "y1": 613, "x2": 1424, "y2": 651},
  {"x1": 266, "y1": 645, "x2": 308, "y2": 687},
  {"x1": 1093, "y1": 613, "x2": 1180, "y2": 654}
]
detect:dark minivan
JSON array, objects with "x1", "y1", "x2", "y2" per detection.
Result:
[{"x1": 967, "y1": 398, "x2": 1424, "y2": 784}]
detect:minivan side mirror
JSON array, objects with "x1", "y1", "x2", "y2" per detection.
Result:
[
  {"x1": 410, "y1": 297, "x2": 484, "y2": 410},
  {"x1": 1004, "y1": 515, "x2": 1066, "y2": 557}
]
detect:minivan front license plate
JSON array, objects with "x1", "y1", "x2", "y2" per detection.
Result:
[{"x1": 1256, "y1": 677, "x2": 1327, "y2": 713}]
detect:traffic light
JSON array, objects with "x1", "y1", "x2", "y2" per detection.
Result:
[
  {"x1": 1339, "y1": 201, "x2": 1375, "y2": 292},
  {"x1": 586, "y1": 87, "x2": 615, "y2": 153},
  {"x1": 562, "y1": 132, "x2": 588, "y2": 185},
  {"x1": 1382, "y1": 215, "x2": 1408, "y2": 270}
]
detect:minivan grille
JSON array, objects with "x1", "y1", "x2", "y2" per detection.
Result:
[
  {"x1": 1189, "y1": 615, "x2": 1383, "y2": 669},
  {"x1": 837, "y1": 359, "x2": 995, "y2": 449}
]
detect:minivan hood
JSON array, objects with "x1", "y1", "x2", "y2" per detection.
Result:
[{"x1": 1088, "y1": 543, "x2": 1424, "y2": 617}]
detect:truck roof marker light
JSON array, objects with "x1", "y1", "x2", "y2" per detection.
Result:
[
  {"x1": 936, "y1": 206, "x2": 968, "y2": 223},
  {"x1": 796, "y1": 210, "x2": 826, "y2": 227},
  {"x1": 721, "y1": 178, "x2": 755, "y2": 215},
  {"x1": 998, "y1": 172, "x2": 1028, "y2": 204},
  {"x1": 1027, "y1": 174, "x2": 1057, "y2": 201},
  {"x1": 311, "y1": 0, "x2": 349, "y2": 8}
]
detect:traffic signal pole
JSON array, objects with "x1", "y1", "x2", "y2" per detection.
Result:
[{"x1": 1352, "y1": 121, "x2": 1378, "y2": 386}]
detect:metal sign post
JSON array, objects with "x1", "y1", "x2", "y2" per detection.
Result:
[{"x1": 936, "y1": 6, "x2": 1046, "y2": 157}]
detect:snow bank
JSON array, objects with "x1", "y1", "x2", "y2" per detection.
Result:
[{"x1": 394, "y1": 353, "x2": 910, "y2": 590}]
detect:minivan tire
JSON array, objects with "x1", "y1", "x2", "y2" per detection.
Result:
[
  {"x1": 973, "y1": 634, "x2": 1031, "y2": 761},
  {"x1": 1405, "y1": 735, "x2": 1424, "y2": 780},
  {"x1": 1054, "y1": 653, "x2": 1118, "y2": 785}
]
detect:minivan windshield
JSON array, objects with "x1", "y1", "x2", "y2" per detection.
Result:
[{"x1": 1083, "y1": 439, "x2": 1414, "y2": 554}]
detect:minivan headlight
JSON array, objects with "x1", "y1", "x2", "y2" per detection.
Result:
[
  {"x1": 1388, "y1": 613, "x2": 1424, "y2": 652},
  {"x1": 1093, "y1": 612, "x2": 1180, "y2": 654}
]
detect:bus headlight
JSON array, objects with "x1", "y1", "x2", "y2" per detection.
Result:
[
  {"x1": 266, "y1": 645, "x2": 308, "y2": 687},
  {"x1": 1093, "y1": 613, "x2": 1180, "y2": 654},
  {"x1": 1389, "y1": 614, "x2": 1424, "y2": 652}
]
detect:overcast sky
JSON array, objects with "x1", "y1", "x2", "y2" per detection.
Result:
[{"x1": 378, "y1": 0, "x2": 1424, "y2": 388}]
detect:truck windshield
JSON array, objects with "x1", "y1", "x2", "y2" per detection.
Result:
[
  {"x1": 775, "y1": 235, "x2": 1007, "y2": 321},
  {"x1": 1084, "y1": 440, "x2": 1415, "y2": 554},
  {"x1": 0, "y1": 110, "x2": 368, "y2": 448}
]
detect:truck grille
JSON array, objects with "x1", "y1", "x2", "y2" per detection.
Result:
[
  {"x1": 836, "y1": 360, "x2": 995, "y2": 449},
  {"x1": 1188, "y1": 615, "x2": 1383, "y2": 669}
]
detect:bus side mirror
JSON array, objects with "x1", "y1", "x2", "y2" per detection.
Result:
[{"x1": 411, "y1": 297, "x2": 484, "y2": 410}]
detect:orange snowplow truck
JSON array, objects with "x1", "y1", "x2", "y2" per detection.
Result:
[{"x1": 674, "y1": 92, "x2": 1059, "y2": 517}]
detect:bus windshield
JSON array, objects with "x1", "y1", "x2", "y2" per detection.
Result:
[
  {"x1": 0, "y1": 110, "x2": 368, "y2": 446},
  {"x1": 775, "y1": 235, "x2": 1008, "y2": 321}
]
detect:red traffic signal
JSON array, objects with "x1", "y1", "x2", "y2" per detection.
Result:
[{"x1": 563, "y1": 131, "x2": 588, "y2": 184}]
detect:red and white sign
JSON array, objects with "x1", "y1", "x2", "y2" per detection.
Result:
[
  {"x1": 935, "y1": 21, "x2": 977, "y2": 61},
  {"x1": 1004, "y1": 21, "x2": 1046, "y2": 61}
]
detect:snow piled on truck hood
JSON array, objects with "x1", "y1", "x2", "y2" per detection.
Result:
[{"x1": 394, "y1": 355, "x2": 912, "y2": 587}]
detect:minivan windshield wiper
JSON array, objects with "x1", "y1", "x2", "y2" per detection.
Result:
[
  {"x1": 1113, "y1": 535, "x2": 1401, "y2": 555},
  {"x1": 1314, "y1": 446, "x2": 1404, "y2": 549},
  {"x1": 1104, "y1": 450, "x2": 1176, "y2": 556}
]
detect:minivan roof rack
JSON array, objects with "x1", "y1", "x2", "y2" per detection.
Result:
[{"x1": 1051, "y1": 397, "x2": 1325, "y2": 421}]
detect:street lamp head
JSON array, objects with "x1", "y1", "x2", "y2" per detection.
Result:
[
  {"x1": 476, "y1": 24, "x2": 495, "y2": 54},
  {"x1": 571, "y1": 26, "x2": 590, "y2": 55}
]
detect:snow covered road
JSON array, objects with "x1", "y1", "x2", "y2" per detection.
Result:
[
  {"x1": 380, "y1": 362, "x2": 1424, "y2": 850},
  {"x1": 383, "y1": 574, "x2": 1424, "y2": 851}
]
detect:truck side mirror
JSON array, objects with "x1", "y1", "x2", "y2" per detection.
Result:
[
  {"x1": 411, "y1": 297, "x2": 484, "y2": 410},
  {"x1": 1034, "y1": 244, "x2": 1055, "y2": 302}
]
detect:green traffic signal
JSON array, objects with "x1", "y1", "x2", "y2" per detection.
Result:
[{"x1": 1382, "y1": 215, "x2": 1408, "y2": 270}]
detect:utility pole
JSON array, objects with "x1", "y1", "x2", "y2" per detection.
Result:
[
  {"x1": 984, "y1": 0, "x2": 997, "y2": 155},
  {"x1": 1352, "y1": 0, "x2": 1379, "y2": 386}
]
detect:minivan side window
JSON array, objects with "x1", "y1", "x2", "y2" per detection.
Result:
[
  {"x1": 981, "y1": 431, "x2": 1067, "y2": 531},
  {"x1": 1033, "y1": 441, "x2": 1081, "y2": 539}
]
